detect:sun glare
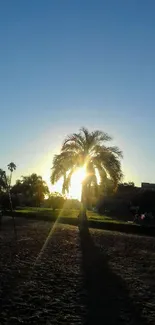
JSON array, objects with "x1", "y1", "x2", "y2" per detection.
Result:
[
  {"x1": 69, "y1": 167, "x2": 86, "y2": 200},
  {"x1": 43, "y1": 167, "x2": 86, "y2": 200},
  {"x1": 43, "y1": 166, "x2": 101, "y2": 201}
]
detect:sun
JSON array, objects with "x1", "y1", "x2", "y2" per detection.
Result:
[
  {"x1": 43, "y1": 166, "x2": 87, "y2": 200},
  {"x1": 69, "y1": 167, "x2": 86, "y2": 200}
]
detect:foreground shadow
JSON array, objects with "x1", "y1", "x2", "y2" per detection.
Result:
[{"x1": 79, "y1": 220, "x2": 148, "y2": 325}]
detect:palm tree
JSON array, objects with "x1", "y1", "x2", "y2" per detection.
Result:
[
  {"x1": 7, "y1": 162, "x2": 17, "y2": 237},
  {"x1": 51, "y1": 127, "x2": 123, "y2": 219},
  {"x1": 7, "y1": 162, "x2": 16, "y2": 187}
]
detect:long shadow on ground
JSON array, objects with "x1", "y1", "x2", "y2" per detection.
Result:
[{"x1": 79, "y1": 220, "x2": 148, "y2": 325}]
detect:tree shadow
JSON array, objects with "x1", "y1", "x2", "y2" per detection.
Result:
[{"x1": 79, "y1": 220, "x2": 148, "y2": 325}]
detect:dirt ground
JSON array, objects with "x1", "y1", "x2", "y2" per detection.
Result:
[{"x1": 0, "y1": 218, "x2": 155, "y2": 324}]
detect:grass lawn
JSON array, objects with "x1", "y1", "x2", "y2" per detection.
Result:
[
  {"x1": 3, "y1": 207, "x2": 155, "y2": 239},
  {"x1": 14, "y1": 206, "x2": 127, "y2": 224},
  {"x1": 0, "y1": 218, "x2": 155, "y2": 324},
  {"x1": 5, "y1": 207, "x2": 155, "y2": 237}
]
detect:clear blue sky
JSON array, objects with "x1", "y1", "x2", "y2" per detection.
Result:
[{"x1": 0, "y1": 0, "x2": 155, "y2": 187}]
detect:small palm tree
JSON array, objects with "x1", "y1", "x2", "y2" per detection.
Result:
[
  {"x1": 7, "y1": 162, "x2": 17, "y2": 237},
  {"x1": 51, "y1": 127, "x2": 123, "y2": 219},
  {"x1": 8, "y1": 162, "x2": 16, "y2": 187}
]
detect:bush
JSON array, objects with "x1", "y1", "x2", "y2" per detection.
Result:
[
  {"x1": 0, "y1": 193, "x2": 19, "y2": 211},
  {"x1": 44, "y1": 193, "x2": 66, "y2": 210},
  {"x1": 132, "y1": 190, "x2": 155, "y2": 215}
]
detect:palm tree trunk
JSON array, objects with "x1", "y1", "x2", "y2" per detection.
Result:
[
  {"x1": 7, "y1": 185, "x2": 17, "y2": 239},
  {"x1": 79, "y1": 181, "x2": 87, "y2": 222},
  {"x1": 5, "y1": 172, "x2": 17, "y2": 239},
  {"x1": 9, "y1": 171, "x2": 12, "y2": 187}
]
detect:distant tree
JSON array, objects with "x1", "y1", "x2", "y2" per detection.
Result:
[
  {"x1": 0, "y1": 165, "x2": 17, "y2": 236},
  {"x1": 51, "y1": 127, "x2": 123, "y2": 219},
  {"x1": 128, "y1": 182, "x2": 135, "y2": 187},
  {"x1": 0, "y1": 193, "x2": 19, "y2": 211},
  {"x1": 12, "y1": 173, "x2": 49, "y2": 207},
  {"x1": 119, "y1": 182, "x2": 135, "y2": 188},
  {"x1": 0, "y1": 169, "x2": 7, "y2": 193},
  {"x1": 64, "y1": 198, "x2": 81, "y2": 210},
  {"x1": 97, "y1": 181, "x2": 137, "y2": 217},
  {"x1": 132, "y1": 190, "x2": 155, "y2": 214},
  {"x1": 45, "y1": 192, "x2": 65, "y2": 210},
  {"x1": 7, "y1": 162, "x2": 16, "y2": 187}
]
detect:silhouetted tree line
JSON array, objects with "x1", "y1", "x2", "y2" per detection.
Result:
[
  {"x1": 131, "y1": 190, "x2": 155, "y2": 215},
  {"x1": 0, "y1": 169, "x2": 80, "y2": 211},
  {"x1": 44, "y1": 193, "x2": 80, "y2": 210},
  {"x1": 1, "y1": 127, "x2": 155, "y2": 222},
  {"x1": 1, "y1": 163, "x2": 155, "y2": 221},
  {"x1": 0, "y1": 169, "x2": 49, "y2": 209},
  {"x1": 97, "y1": 181, "x2": 155, "y2": 220}
]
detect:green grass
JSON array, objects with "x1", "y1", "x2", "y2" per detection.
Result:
[
  {"x1": 9, "y1": 207, "x2": 155, "y2": 237},
  {"x1": 14, "y1": 207, "x2": 128, "y2": 225}
]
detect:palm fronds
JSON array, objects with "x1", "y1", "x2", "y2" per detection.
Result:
[{"x1": 51, "y1": 127, "x2": 123, "y2": 197}]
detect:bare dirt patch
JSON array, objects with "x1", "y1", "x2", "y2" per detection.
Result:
[
  {"x1": 0, "y1": 218, "x2": 155, "y2": 324},
  {"x1": 0, "y1": 220, "x2": 85, "y2": 324}
]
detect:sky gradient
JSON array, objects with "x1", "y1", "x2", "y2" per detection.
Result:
[{"x1": 0, "y1": 0, "x2": 155, "y2": 189}]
